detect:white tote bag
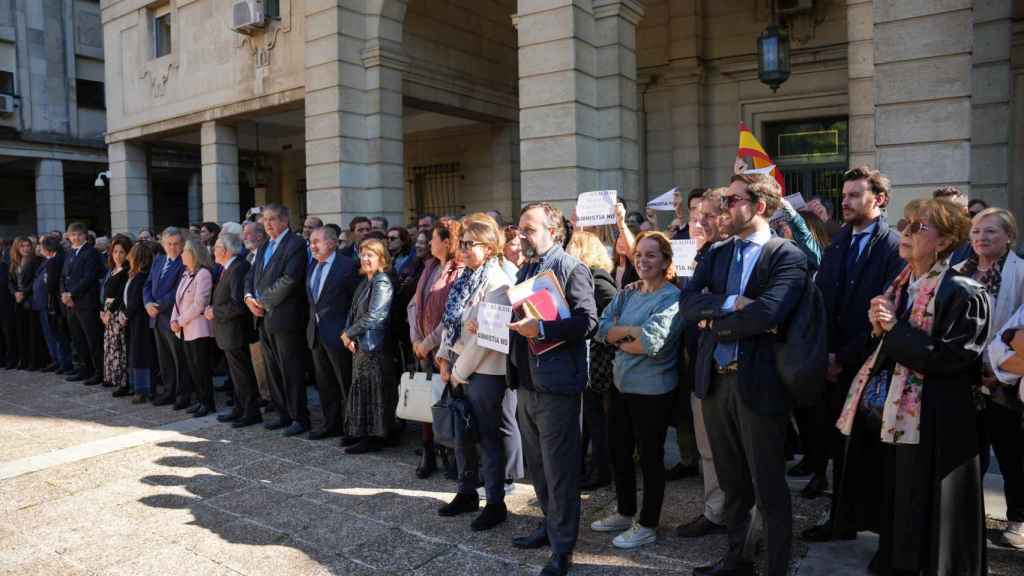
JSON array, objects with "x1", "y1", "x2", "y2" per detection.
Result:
[{"x1": 396, "y1": 370, "x2": 445, "y2": 423}]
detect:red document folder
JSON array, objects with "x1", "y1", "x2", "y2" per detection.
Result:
[{"x1": 518, "y1": 289, "x2": 564, "y2": 355}]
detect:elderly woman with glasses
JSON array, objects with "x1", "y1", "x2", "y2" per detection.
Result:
[{"x1": 835, "y1": 198, "x2": 989, "y2": 576}]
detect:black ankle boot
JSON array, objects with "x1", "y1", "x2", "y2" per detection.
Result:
[
  {"x1": 437, "y1": 492, "x2": 479, "y2": 517},
  {"x1": 470, "y1": 503, "x2": 507, "y2": 531},
  {"x1": 416, "y1": 442, "x2": 437, "y2": 479}
]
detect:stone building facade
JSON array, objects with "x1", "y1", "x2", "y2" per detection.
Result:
[
  {"x1": 86, "y1": 0, "x2": 1024, "y2": 234},
  {"x1": 0, "y1": 0, "x2": 109, "y2": 236}
]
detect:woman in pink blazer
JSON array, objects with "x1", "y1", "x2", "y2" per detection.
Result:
[{"x1": 170, "y1": 236, "x2": 216, "y2": 417}]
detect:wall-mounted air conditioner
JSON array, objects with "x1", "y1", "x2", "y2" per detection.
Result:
[
  {"x1": 232, "y1": 0, "x2": 266, "y2": 34},
  {"x1": 0, "y1": 94, "x2": 15, "y2": 115}
]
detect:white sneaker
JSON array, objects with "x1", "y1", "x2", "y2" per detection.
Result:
[
  {"x1": 1002, "y1": 521, "x2": 1024, "y2": 549},
  {"x1": 612, "y1": 523, "x2": 657, "y2": 549},
  {"x1": 590, "y1": 513, "x2": 634, "y2": 533}
]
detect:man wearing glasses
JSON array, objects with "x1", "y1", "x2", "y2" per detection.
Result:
[{"x1": 802, "y1": 166, "x2": 904, "y2": 541}]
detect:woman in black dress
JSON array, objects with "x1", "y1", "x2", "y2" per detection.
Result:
[
  {"x1": 836, "y1": 198, "x2": 988, "y2": 576},
  {"x1": 10, "y1": 236, "x2": 46, "y2": 370},
  {"x1": 101, "y1": 235, "x2": 132, "y2": 391}
]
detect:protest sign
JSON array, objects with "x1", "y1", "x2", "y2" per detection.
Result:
[
  {"x1": 671, "y1": 239, "x2": 700, "y2": 278},
  {"x1": 476, "y1": 302, "x2": 513, "y2": 354},
  {"x1": 647, "y1": 187, "x2": 678, "y2": 211},
  {"x1": 575, "y1": 190, "x2": 617, "y2": 227}
]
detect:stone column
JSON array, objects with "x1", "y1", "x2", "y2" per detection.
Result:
[
  {"x1": 35, "y1": 159, "x2": 65, "y2": 233},
  {"x1": 593, "y1": 0, "x2": 643, "y2": 207},
  {"x1": 515, "y1": 0, "x2": 599, "y2": 213},
  {"x1": 847, "y1": 0, "x2": 876, "y2": 169},
  {"x1": 971, "y1": 0, "x2": 1013, "y2": 209},
  {"x1": 187, "y1": 173, "x2": 202, "y2": 225},
  {"x1": 201, "y1": 121, "x2": 240, "y2": 224},
  {"x1": 304, "y1": 1, "x2": 407, "y2": 228},
  {"x1": 108, "y1": 141, "x2": 151, "y2": 235},
  {"x1": 873, "y1": 1, "x2": 973, "y2": 216}
]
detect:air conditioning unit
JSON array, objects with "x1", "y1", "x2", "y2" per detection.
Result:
[
  {"x1": 232, "y1": 0, "x2": 265, "y2": 34},
  {"x1": 777, "y1": 0, "x2": 814, "y2": 14},
  {"x1": 0, "y1": 94, "x2": 14, "y2": 115}
]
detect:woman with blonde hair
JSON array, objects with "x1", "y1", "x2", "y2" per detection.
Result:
[
  {"x1": 567, "y1": 230, "x2": 617, "y2": 490},
  {"x1": 342, "y1": 238, "x2": 395, "y2": 454},
  {"x1": 170, "y1": 236, "x2": 216, "y2": 416}
]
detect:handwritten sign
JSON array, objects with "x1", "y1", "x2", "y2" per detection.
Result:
[
  {"x1": 671, "y1": 239, "x2": 700, "y2": 278},
  {"x1": 477, "y1": 302, "x2": 513, "y2": 354},
  {"x1": 575, "y1": 190, "x2": 618, "y2": 227}
]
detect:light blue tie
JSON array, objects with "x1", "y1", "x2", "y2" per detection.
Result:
[
  {"x1": 263, "y1": 238, "x2": 277, "y2": 269},
  {"x1": 311, "y1": 261, "x2": 326, "y2": 302},
  {"x1": 713, "y1": 239, "x2": 749, "y2": 369}
]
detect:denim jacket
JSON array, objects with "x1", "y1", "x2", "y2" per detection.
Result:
[{"x1": 345, "y1": 271, "x2": 393, "y2": 353}]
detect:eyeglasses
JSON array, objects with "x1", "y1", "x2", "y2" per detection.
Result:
[
  {"x1": 459, "y1": 240, "x2": 485, "y2": 251},
  {"x1": 896, "y1": 219, "x2": 931, "y2": 235},
  {"x1": 719, "y1": 195, "x2": 753, "y2": 210}
]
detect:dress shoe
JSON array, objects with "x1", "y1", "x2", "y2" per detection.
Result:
[
  {"x1": 800, "y1": 472, "x2": 829, "y2": 500},
  {"x1": 131, "y1": 394, "x2": 148, "y2": 404},
  {"x1": 307, "y1": 428, "x2": 339, "y2": 441},
  {"x1": 801, "y1": 520, "x2": 855, "y2": 543},
  {"x1": 540, "y1": 552, "x2": 572, "y2": 576},
  {"x1": 231, "y1": 415, "x2": 262, "y2": 428},
  {"x1": 339, "y1": 436, "x2": 361, "y2": 447},
  {"x1": 83, "y1": 376, "x2": 103, "y2": 386},
  {"x1": 579, "y1": 474, "x2": 611, "y2": 491},
  {"x1": 217, "y1": 412, "x2": 241, "y2": 423},
  {"x1": 264, "y1": 418, "x2": 291, "y2": 431},
  {"x1": 470, "y1": 503, "x2": 507, "y2": 531},
  {"x1": 344, "y1": 437, "x2": 382, "y2": 454},
  {"x1": 111, "y1": 386, "x2": 131, "y2": 398},
  {"x1": 512, "y1": 524, "x2": 550, "y2": 549},
  {"x1": 152, "y1": 396, "x2": 174, "y2": 407},
  {"x1": 65, "y1": 373, "x2": 87, "y2": 382},
  {"x1": 282, "y1": 422, "x2": 308, "y2": 437},
  {"x1": 437, "y1": 492, "x2": 480, "y2": 517},
  {"x1": 172, "y1": 399, "x2": 191, "y2": 411},
  {"x1": 416, "y1": 444, "x2": 437, "y2": 479},
  {"x1": 186, "y1": 403, "x2": 202, "y2": 414},
  {"x1": 665, "y1": 462, "x2": 699, "y2": 481},
  {"x1": 193, "y1": 405, "x2": 211, "y2": 418},
  {"x1": 692, "y1": 558, "x2": 754, "y2": 576},
  {"x1": 676, "y1": 515, "x2": 729, "y2": 538},
  {"x1": 787, "y1": 458, "x2": 816, "y2": 477}
]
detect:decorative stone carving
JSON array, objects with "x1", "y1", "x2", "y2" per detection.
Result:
[{"x1": 139, "y1": 62, "x2": 179, "y2": 99}]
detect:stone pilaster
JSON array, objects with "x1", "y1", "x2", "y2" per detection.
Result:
[
  {"x1": 108, "y1": 141, "x2": 151, "y2": 235},
  {"x1": 201, "y1": 121, "x2": 240, "y2": 224},
  {"x1": 362, "y1": 37, "x2": 408, "y2": 228},
  {"x1": 187, "y1": 172, "x2": 202, "y2": 225},
  {"x1": 35, "y1": 159, "x2": 65, "y2": 234},
  {"x1": 515, "y1": 0, "x2": 599, "y2": 214},
  {"x1": 873, "y1": 0, "x2": 973, "y2": 216},
  {"x1": 971, "y1": 0, "x2": 1013, "y2": 209},
  {"x1": 847, "y1": 0, "x2": 876, "y2": 169},
  {"x1": 593, "y1": 0, "x2": 643, "y2": 207}
]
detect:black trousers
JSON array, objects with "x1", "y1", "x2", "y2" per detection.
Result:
[
  {"x1": 311, "y1": 339, "x2": 352, "y2": 433},
  {"x1": 0, "y1": 308, "x2": 16, "y2": 367},
  {"x1": 581, "y1": 387, "x2": 611, "y2": 479},
  {"x1": 608, "y1": 387, "x2": 673, "y2": 528},
  {"x1": 260, "y1": 324, "x2": 309, "y2": 428},
  {"x1": 15, "y1": 305, "x2": 48, "y2": 369},
  {"x1": 68, "y1": 305, "x2": 103, "y2": 378},
  {"x1": 154, "y1": 322, "x2": 192, "y2": 403},
  {"x1": 702, "y1": 373, "x2": 792, "y2": 576},
  {"x1": 182, "y1": 337, "x2": 215, "y2": 410},
  {"x1": 979, "y1": 398, "x2": 1024, "y2": 522},
  {"x1": 224, "y1": 344, "x2": 260, "y2": 420},
  {"x1": 517, "y1": 387, "x2": 581, "y2": 555}
]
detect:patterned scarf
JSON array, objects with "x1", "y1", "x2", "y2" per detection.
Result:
[
  {"x1": 960, "y1": 251, "x2": 1006, "y2": 300},
  {"x1": 441, "y1": 257, "x2": 497, "y2": 350},
  {"x1": 836, "y1": 259, "x2": 949, "y2": 445}
]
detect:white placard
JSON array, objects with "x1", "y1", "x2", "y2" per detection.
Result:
[
  {"x1": 647, "y1": 187, "x2": 678, "y2": 211},
  {"x1": 671, "y1": 239, "x2": 700, "y2": 278},
  {"x1": 476, "y1": 302, "x2": 513, "y2": 354},
  {"x1": 784, "y1": 193, "x2": 806, "y2": 211},
  {"x1": 575, "y1": 190, "x2": 618, "y2": 227}
]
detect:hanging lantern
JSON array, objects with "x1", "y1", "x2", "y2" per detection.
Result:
[{"x1": 758, "y1": 24, "x2": 791, "y2": 92}]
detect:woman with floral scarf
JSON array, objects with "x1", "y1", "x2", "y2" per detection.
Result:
[{"x1": 835, "y1": 198, "x2": 989, "y2": 576}]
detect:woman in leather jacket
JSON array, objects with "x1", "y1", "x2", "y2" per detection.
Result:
[
  {"x1": 10, "y1": 236, "x2": 46, "y2": 370},
  {"x1": 341, "y1": 238, "x2": 396, "y2": 455}
]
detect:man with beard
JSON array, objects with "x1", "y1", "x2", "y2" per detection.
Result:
[
  {"x1": 507, "y1": 202, "x2": 597, "y2": 576},
  {"x1": 801, "y1": 166, "x2": 903, "y2": 540},
  {"x1": 682, "y1": 173, "x2": 806, "y2": 576},
  {"x1": 341, "y1": 216, "x2": 372, "y2": 258}
]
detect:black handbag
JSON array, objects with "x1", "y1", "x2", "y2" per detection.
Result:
[{"x1": 431, "y1": 384, "x2": 477, "y2": 449}]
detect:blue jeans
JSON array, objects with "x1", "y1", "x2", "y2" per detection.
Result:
[{"x1": 38, "y1": 311, "x2": 72, "y2": 371}]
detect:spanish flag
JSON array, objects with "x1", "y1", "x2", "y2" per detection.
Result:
[{"x1": 737, "y1": 122, "x2": 785, "y2": 193}]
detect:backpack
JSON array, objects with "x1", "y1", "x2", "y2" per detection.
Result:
[{"x1": 774, "y1": 268, "x2": 828, "y2": 408}]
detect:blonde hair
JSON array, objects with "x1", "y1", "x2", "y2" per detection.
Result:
[
  {"x1": 915, "y1": 199, "x2": 971, "y2": 260},
  {"x1": 460, "y1": 213, "x2": 504, "y2": 259},
  {"x1": 182, "y1": 236, "x2": 213, "y2": 271},
  {"x1": 972, "y1": 207, "x2": 1018, "y2": 243},
  {"x1": 567, "y1": 230, "x2": 614, "y2": 273},
  {"x1": 633, "y1": 231, "x2": 676, "y2": 281},
  {"x1": 359, "y1": 238, "x2": 392, "y2": 272}
]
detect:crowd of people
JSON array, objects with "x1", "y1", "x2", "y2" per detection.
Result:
[{"x1": 1, "y1": 165, "x2": 1020, "y2": 576}]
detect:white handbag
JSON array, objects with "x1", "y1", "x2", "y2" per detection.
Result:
[{"x1": 396, "y1": 369, "x2": 445, "y2": 423}]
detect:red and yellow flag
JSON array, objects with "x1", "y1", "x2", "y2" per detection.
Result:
[{"x1": 737, "y1": 122, "x2": 785, "y2": 193}]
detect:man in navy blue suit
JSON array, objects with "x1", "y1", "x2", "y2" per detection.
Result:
[
  {"x1": 60, "y1": 222, "x2": 106, "y2": 385},
  {"x1": 305, "y1": 226, "x2": 358, "y2": 441},
  {"x1": 244, "y1": 204, "x2": 310, "y2": 436},
  {"x1": 145, "y1": 227, "x2": 192, "y2": 408}
]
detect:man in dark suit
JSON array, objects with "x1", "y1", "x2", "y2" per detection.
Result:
[
  {"x1": 681, "y1": 173, "x2": 807, "y2": 576},
  {"x1": 208, "y1": 232, "x2": 262, "y2": 428},
  {"x1": 60, "y1": 221, "x2": 106, "y2": 385},
  {"x1": 506, "y1": 202, "x2": 597, "y2": 576},
  {"x1": 244, "y1": 203, "x2": 310, "y2": 436},
  {"x1": 801, "y1": 166, "x2": 904, "y2": 539},
  {"x1": 340, "y1": 216, "x2": 371, "y2": 258},
  {"x1": 37, "y1": 236, "x2": 72, "y2": 374},
  {"x1": 305, "y1": 226, "x2": 358, "y2": 440},
  {"x1": 145, "y1": 227, "x2": 191, "y2": 409}
]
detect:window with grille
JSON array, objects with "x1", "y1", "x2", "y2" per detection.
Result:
[
  {"x1": 763, "y1": 117, "x2": 849, "y2": 222},
  {"x1": 410, "y1": 163, "x2": 464, "y2": 218}
]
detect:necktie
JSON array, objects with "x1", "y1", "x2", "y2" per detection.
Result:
[
  {"x1": 713, "y1": 239, "x2": 749, "y2": 369},
  {"x1": 311, "y1": 261, "x2": 326, "y2": 302},
  {"x1": 159, "y1": 257, "x2": 171, "y2": 281},
  {"x1": 845, "y1": 232, "x2": 868, "y2": 287},
  {"x1": 263, "y1": 238, "x2": 277, "y2": 269}
]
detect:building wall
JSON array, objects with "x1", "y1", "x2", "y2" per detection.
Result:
[{"x1": 1011, "y1": 5, "x2": 1023, "y2": 219}]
